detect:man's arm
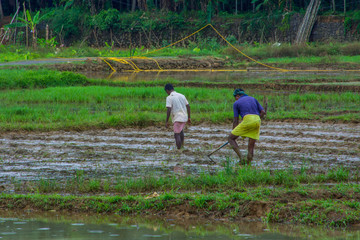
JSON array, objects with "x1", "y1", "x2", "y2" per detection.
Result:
[
  {"x1": 186, "y1": 104, "x2": 191, "y2": 124},
  {"x1": 166, "y1": 107, "x2": 171, "y2": 128},
  {"x1": 260, "y1": 110, "x2": 266, "y2": 120},
  {"x1": 233, "y1": 117, "x2": 239, "y2": 129}
]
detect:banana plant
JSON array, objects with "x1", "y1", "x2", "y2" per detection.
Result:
[{"x1": 6, "y1": 10, "x2": 51, "y2": 48}]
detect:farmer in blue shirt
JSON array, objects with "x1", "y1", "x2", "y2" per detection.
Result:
[{"x1": 228, "y1": 89, "x2": 266, "y2": 165}]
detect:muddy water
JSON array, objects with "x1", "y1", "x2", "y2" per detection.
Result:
[
  {"x1": 0, "y1": 215, "x2": 359, "y2": 240},
  {"x1": 0, "y1": 122, "x2": 359, "y2": 185}
]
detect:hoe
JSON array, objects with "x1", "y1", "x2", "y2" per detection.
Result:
[{"x1": 207, "y1": 141, "x2": 229, "y2": 163}]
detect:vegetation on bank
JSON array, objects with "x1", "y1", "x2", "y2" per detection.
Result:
[
  {"x1": 3, "y1": 167, "x2": 360, "y2": 227},
  {"x1": 2, "y1": 42, "x2": 360, "y2": 64},
  {"x1": 0, "y1": 69, "x2": 359, "y2": 131}
]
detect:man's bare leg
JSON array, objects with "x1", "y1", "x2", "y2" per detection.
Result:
[
  {"x1": 228, "y1": 133, "x2": 244, "y2": 164},
  {"x1": 247, "y1": 138, "x2": 256, "y2": 164},
  {"x1": 180, "y1": 130, "x2": 184, "y2": 147},
  {"x1": 174, "y1": 133, "x2": 182, "y2": 149}
]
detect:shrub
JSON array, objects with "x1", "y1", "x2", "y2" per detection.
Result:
[
  {"x1": 93, "y1": 8, "x2": 121, "y2": 31},
  {"x1": 340, "y1": 42, "x2": 360, "y2": 56},
  {"x1": 47, "y1": 7, "x2": 90, "y2": 40}
]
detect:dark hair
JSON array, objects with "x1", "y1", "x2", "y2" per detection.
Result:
[
  {"x1": 233, "y1": 88, "x2": 245, "y2": 97},
  {"x1": 164, "y1": 83, "x2": 174, "y2": 91}
]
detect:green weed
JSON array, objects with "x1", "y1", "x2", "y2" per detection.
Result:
[{"x1": 327, "y1": 167, "x2": 350, "y2": 182}]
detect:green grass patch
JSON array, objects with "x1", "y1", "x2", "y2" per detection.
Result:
[
  {"x1": 0, "y1": 69, "x2": 88, "y2": 89},
  {"x1": 0, "y1": 84, "x2": 359, "y2": 130},
  {"x1": 15, "y1": 167, "x2": 357, "y2": 194},
  {"x1": 3, "y1": 165, "x2": 360, "y2": 228},
  {"x1": 0, "y1": 68, "x2": 359, "y2": 131}
]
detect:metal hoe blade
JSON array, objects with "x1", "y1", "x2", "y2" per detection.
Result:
[{"x1": 207, "y1": 141, "x2": 229, "y2": 163}]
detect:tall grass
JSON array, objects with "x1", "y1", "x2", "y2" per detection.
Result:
[
  {"x1": 0, "y1": 84, "x2": 359, "y2": 130},
  {"x1": 0, "y1": 69, "x2": 88, "y2": 89},
  {"x1": 0, "y1": 69, "x2": 359, "y2": 130}
]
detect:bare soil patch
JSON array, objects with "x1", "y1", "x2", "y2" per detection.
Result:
[
  {"x1": 0, "y1": 121, "x2": 358, "y2": 185},
  {"x1": 50, "y1": 57, "x2": 226, "y2": 72}
]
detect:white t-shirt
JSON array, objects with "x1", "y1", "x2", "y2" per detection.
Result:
[{"x1": 166, "y1": 91, "x2": 189, "y2": 123}]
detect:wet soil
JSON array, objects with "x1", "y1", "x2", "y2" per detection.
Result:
[
  {"x1": 0, "y1": 121, "x2": 359, "y2": 185},
  {"x1": 0, "y1": 57, "x2": 226, "y2": 71}
]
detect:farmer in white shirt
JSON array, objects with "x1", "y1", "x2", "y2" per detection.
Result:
[{"x1": 165, "y1": 84, "x2": 191, "y2": 149}]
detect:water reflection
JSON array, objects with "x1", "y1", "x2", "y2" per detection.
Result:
[{"x1": 0, "y1": 215, "x2": 358, "y2": 240}]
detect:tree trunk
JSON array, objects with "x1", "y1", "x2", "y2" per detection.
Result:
[
  {"x1": 46, "y1": 24, "x2": 49, "y2": 41},
  {"x1": 90, "y1": 0, "x2": 96, "y2": 14},
  {"x1": 110, "y1": 28, "x2": 113, "y2": 47},
  {"x1": 295, "y1": 0, "x2": 321, "y2": 44},
  {"x1": 0, "y1": 0, "x2": 4, "y2": 20},
  {"x1": 344, "y1": 0, "x2": 346, "y2": 15},
  {"x1": 332, "y1": 0, "x2": 335, "y2": 12},
  {"x1": 131, "y1": 0, "x2": 136, "y2": 11},
  {"x1": 137, "y1": 0, "x2": 147, "y2": 11},
  {"x1": 32, "y1": 29, "x2": 37, "y2": 48}
]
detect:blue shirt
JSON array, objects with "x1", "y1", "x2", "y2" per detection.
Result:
[{"x1": 233, "y1": 96, "x2": 264, "y2": 119}]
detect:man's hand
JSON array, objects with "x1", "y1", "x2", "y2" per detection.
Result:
[
  {"x1": 260, "y1": 110, "x2": 266, "y2": 120},
  {"x1": 166, "y1": 107, "x2": 171, "y2": 128},
  {"x1": 187, "y1": 118, "x2": 191, "y2": 125},
  {"x1": 261, "y1": 97, "x2": 268, "y2": 120}
]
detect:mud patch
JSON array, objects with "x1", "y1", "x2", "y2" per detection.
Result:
[
  {"x1": 0, "y1": 122, "x2": 358, "y2": 185},
  {"x1": 49, "y1": 57, "x2": 226, "y2": 72}
]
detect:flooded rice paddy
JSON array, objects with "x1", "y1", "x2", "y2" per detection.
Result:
[
  {"x1": 0, "y1": 214, "x2": 359, "y2": 240},
  {"x1": 0, "y1": 122, "x2": 359, "y2": 185},
  {"x1": 85, "y1": 69, "x2": 360, "y2": 85}
]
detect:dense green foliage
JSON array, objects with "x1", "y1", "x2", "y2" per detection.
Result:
[
  {"x1": 2, "y1": 0, "x2": 359, "y2": 16},
  {"x1": 2, "y1": 1, "x2": 360, "y2": 47}
]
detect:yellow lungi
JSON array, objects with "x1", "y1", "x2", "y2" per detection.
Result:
[{"x1": 231, "y1": 114, "x2": 261, "y2": 140}]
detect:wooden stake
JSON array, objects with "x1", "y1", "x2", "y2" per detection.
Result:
[
  {"x1": 46, "y1": 24, "x2": 49, "y2": 41},
  {"x1": 23, "y1": 2, "x2": 28, "y2": 47}
]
